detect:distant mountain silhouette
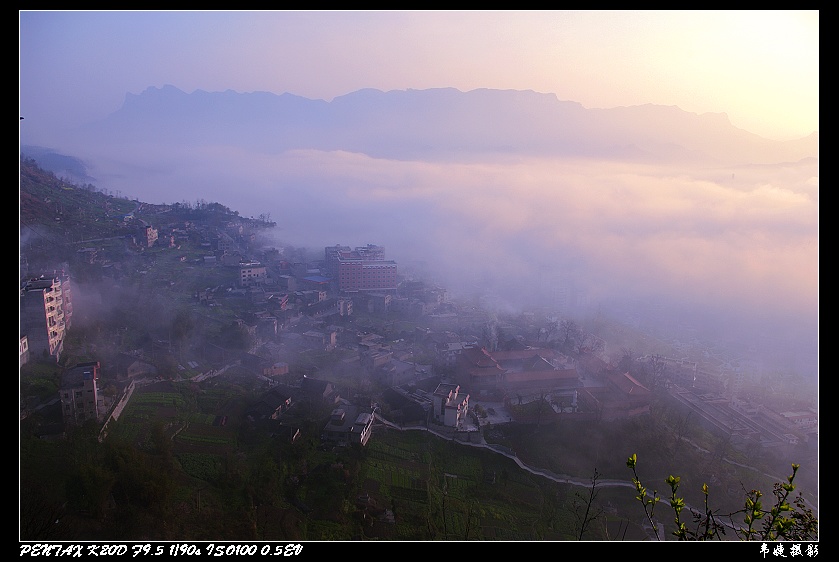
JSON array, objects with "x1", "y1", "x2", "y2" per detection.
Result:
[{"x1": 72, "y1": 85, "x2": 817, "y2": 165}]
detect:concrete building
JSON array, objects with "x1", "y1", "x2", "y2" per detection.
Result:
[
  {"x1": 60, "y1": 361, "x2": 104, "y2": 426},
  {"x1": 302, "y1": 330, "x2": 337, "y2": 351},
  {"x1": 324, "y1": 244, "x2": 352, "y2": 278},
  {"x1": 20, "y1": 273, "x2": 73, "y2": 362},
  {"x1": 337, "y1": 297, "x2": 353, "y2": 316},
  {"x1": 143, "y1": 225, "x2": 158, "y2": 248},
  {"x1": 337, "y1": 259, "x2": 398, "y2": 293},
  {"x1": 325, "y1": 244, "x2": 397, "y2": 293},
  {"x1": 321, "y1": 406, "x2": 374, "y2": 446},
  {"x1": 240, "y1": 262, "x2": 267, "y2": 287},
  {"x1": 248, "y1": 387, "x2": 293, "y2": 421},
  {"x1": 433, "y1": 383, "x2": 470, "y2": 428},
  {"x1": 779, "y1": 410, "x2": 818, "y2": 430},
  {"x1": 19, "y1": 335, "x2": 30, "y2": 367}
]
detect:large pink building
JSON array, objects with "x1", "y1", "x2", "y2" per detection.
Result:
[{"x1": 325, "y1": 244, "x2": 397, "y2": 293}]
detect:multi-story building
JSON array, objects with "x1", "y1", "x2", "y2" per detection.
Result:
[
  {"x1": 340, "y1": 259, "x2": 397, "y2": 293},
  {"x1": 240, "y1": 262, "x2": 267, "y2": 287},
  {"x1": 324, "y1": 244, "x2": 352, "y2": 278},
  {"x1": 60, "y1": 361, "x2": 104, "y2": 426},
  {"x1": 321, "y1": 405, "x2": 374, "y2": 446},
  {"x1": 432, "y1": 383, "x2": 470, "y2": 428},
  {"x1": 20, "y1": 273, "x2": 73, "y2": 362},
  {"x1": 325, "y1": 244, "x2": 397, "y2": 293},
  {"x1": 337, "y1": 297, "x2": 353, "y2": 316},
  {"x1": 143, "y1": 225, "x2": 158, "y2": 248},
  {"x1": 302, "y1": 330, "x2": 337, "y2": 351},
  {"x1": 218, "y1": 231, "x2": 236, "y2": 253},
  {"x1": 366, "y1": 292, "x2": 392, "y2": 313},
  {"x1": 325, "y1": 244, "x2": 385, "y2": 274},
  {"x1": 248, "y1": 387, "x2": 293, "y2": 421},
  {"x1": 19, "y1": 335, "x2": 30, "y2": 367}
]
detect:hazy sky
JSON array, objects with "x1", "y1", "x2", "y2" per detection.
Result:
[{"x1": 20, "y1": 10, "x2": 818, "y2": 143}]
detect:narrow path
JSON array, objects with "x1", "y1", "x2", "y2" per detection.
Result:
[
  {"x1": 373, "y1": 413, "x2": 633, "y2": 490},
  {"x1": 373, "y1": 413, "x2": 818, "y2": 538}
]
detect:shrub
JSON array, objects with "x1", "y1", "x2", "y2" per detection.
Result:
[{"x1": 626, "y1": 453, "x2": 817, "y2": 541}]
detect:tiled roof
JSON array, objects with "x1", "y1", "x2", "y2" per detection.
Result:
[
  {"x1": 492, "y1": 348, "x2": 558, "y2": 361},
  {"x1": 608, "y1": 372, "x2": 650, "y2": 395},
  {"x1": 504, "y1": 368, "x2": 578, "y2": 384},
  {"x1": 460, "y1": 346, "x2": 501, "y2": 368}
]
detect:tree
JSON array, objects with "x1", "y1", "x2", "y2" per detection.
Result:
[
  {"x1": 580, "y1": 333, "x2": 605, "y2": 354},
  {"x1": 20, "y1": 488, "x2": 73, "y2": 540},
  {"x1": 625, "y1": 453, "x2": 817, "y2": 541},
  {"x1": 482, "y1": 320, "x2": 499, "y2": 352},
  {"x1": 535, "y1": 389, "x2": 550, "y2": 427},
  {"x1": 543, "y1": 319, "x2": 559, "y2": 342},
  {"x1": 65, "y1": 463, "x2": 115, "y2": 520},
  {"x1": 618, "y1": 347, "x2": 634, "y2": 374},
  {"x1": 572, "y1": 468, "x2": 605, "y2": 540},
  {"x1": 671, "y1": 410, "x2": 693, "y2": 450},
  {"x1": 170, "y1": 307, "x2": 195, "y2": 358},
  {"x1": 560, "y1": 319, "x2": 582, "y2": 352},
  {"x1": 644, "y1": 354, "x2": 670, "y2": 393},
  {"x1": 216, "y1": 321, "x2": 253, "y2": 352}
]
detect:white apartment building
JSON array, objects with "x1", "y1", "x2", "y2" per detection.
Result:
[{"x1": 20, "y1": 273, "x2": 73, "y2": 361}]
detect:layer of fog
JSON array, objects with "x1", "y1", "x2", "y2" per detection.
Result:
[{"x1": 66, "y1": 140, "x2": 818, "y2": 378}]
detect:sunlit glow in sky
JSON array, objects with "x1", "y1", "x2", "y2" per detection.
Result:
[{"x1": 20, "y1": 10, "x2": 818, "y2": 142}]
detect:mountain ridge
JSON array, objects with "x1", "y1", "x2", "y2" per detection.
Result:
[{"x1": 71, "y1": 85, "x2": 817, "y2": 165}]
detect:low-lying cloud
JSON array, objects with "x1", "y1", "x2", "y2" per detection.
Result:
[{"x1": 70, "y1": 137, "x2": 817, "y2": 376}]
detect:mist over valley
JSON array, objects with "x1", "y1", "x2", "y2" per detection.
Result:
[{"x1": 22, "y1": 85, "x2": 819, "y2": 382}]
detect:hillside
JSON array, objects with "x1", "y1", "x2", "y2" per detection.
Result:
[
  {"x1": 20, "y1": 157, "x2": 110, "y2": 230},
  {"x1": 19, "y1": 158, "x2": 817, "y2": 541},
  {"x1": 20, "y1": 156, "x2": 270, "y2": 279}
]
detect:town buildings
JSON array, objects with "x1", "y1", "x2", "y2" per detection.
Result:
[
  {"x1": 248, "y1": 387, "x2": 293, "y2": 421},
  {"x1": 17, "y1": 169, "x2": 815, "y2": 456}
]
